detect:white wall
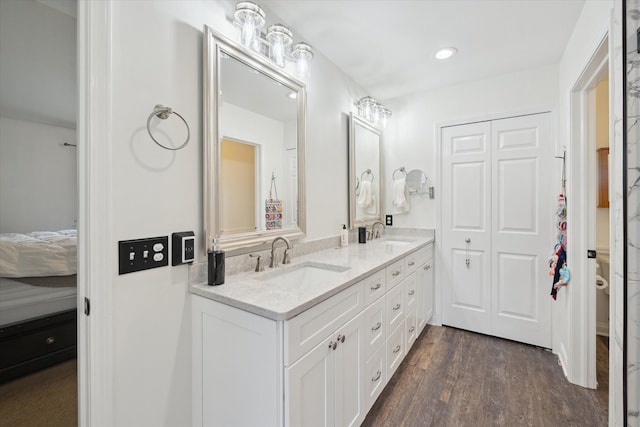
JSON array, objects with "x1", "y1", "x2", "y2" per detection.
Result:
[
  {"x1": 105, "y1": 1, "x2": 364, "y2": 425},
  {"x1": 0, "y1": 116, "x2": 77, "y2": 233},
  {"x1": 0, "y1": 0, "x2": 76, "y2": 128},
  {"x1": 382, "y1": 64, "x2": 559, "y2": 229}
]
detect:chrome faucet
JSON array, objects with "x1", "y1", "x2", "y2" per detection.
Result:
[
  {"x1": 371, "y1": 221, "x2": 386, "y2": 239},
  {"x1": 270, "y1": 236, "x2": 292, "y2": 268}
]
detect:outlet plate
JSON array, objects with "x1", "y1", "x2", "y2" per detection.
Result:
[
  {"x1": 172, "y1": 231, "x2": 195, "y2": 266},
  {"x1": 385, "y1": 215, "x2": 393, "y2": 226},
  {"x1": 118, "y1": 236, "x2": 168, "y2": 274}
]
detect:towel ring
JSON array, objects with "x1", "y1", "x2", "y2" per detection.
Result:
[
  {"x1": 146, "y1": 104, "x2": 190, "y2": 151},
  {"x1": 393, "y1": 166, "x2": 407, "y2": 180},
  {"x1": 360, "y1": 169, "x2": 374, "y2": 182}
]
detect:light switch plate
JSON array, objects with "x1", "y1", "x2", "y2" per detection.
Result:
[{"x1": 118, "y1": 236, "x2": 168, "y2": 274}]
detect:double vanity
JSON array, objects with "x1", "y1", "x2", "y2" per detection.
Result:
[
  {"x1": 196, "y1": 25, "x2": 433, "y2": 427},
  {"x1": 191, "y1": 233, "x2": 434, "y2": 427}
]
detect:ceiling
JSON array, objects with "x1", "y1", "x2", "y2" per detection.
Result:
[{"x1": 262, "y1": 0, "x2": 586, "y2": 101}]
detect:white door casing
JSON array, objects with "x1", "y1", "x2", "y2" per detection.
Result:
[{"x1": 441, "y1": 113, "x2": 553, "y2": 348}]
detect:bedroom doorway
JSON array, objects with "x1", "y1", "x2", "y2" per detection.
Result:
[{"x1": 0, "y1": 0, "x2": 79, "y2": 424}]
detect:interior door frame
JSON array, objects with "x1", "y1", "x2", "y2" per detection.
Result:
[
  {"x1": 567, "y1": 32, "x2": 609, "y2": 390},
  {"x1": 434, "y1": 107, "x2": 555, "y2": 329},
  {"x1": 77, "y1": 0, "x2": 114, "y2": 424}
]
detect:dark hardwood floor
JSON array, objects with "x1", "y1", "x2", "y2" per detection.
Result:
[{"x1": 362, "y1": 326, "x2": 608, "y2": 427}]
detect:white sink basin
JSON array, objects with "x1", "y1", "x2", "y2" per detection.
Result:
[
  {"x1": 257, "y1": 262, "x2": 350, "y2": 287},
  {"x1": 381, "y1": 238, "x2": 416, "y2": 246}
]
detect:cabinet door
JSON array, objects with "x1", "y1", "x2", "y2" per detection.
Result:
[
  {"x1": 416, "y1": 259, "x2": 434, "y2": 333},
  {"x1": 286, "y1": 335, "x2": 335, "y2": 427},
  {"x1": 364, "y1": 346, "x2": 386, "y2": 413},
  {"x1": 334, "y1": 312, "x2": 365, "y2": 427}
]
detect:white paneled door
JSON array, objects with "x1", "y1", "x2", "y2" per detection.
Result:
[{"x1": 441, "y1": 113, "x2": 553, "y2": 348}]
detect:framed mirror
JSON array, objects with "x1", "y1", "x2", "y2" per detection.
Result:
[
  {"x1": 203, "y1": 26, "x2": 306, "y2": 253},
  {"x1": 348, "y1": 113, "x2": 383, "y2": 228}
]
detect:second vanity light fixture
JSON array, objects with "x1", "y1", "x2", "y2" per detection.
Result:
[
  {"x1": 356, "y1": 96, "x2": 392, "y2": 128},
  {"x1": 233, "y1": 1, "x2": 314, "y2": 83}
]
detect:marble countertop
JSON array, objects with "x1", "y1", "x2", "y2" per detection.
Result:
[{"x1": 190, "y1": 234, "x2": 434, "y2": 321}]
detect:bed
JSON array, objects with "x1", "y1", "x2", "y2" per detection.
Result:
[{"x1": 0, "y1": 230, "x2": 78, "y2": 383}]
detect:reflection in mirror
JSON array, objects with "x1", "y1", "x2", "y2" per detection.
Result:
[
  {"x1": 204, "y1": 26, "x2": 306, "y2": 253},
  {"x1": 349, "y1": 113, "x2": 383, "y2": 228},
  {"x1": 406, "y1": 169, "x2": 428, "y2": 195}
]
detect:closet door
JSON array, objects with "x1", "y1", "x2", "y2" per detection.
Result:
[
  {"x1": 441, "y1": 122, "x2": 492, "y2": 335},
  {"x1": 490, "y1": 114, "x2": 552, "y2": 348},
  {"x1": 441, "y1": 113, "x2": 553, "y2": 349}
]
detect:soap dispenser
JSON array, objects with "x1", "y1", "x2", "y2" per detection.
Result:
[
  {"x1": 340, "y1": 224, "x2": 349, "y2": 247},
  {"x1": 208, "y1": 238, "x2": 225, "y2": 286}
]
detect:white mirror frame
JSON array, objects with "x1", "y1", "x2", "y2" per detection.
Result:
[
  {"x1": 203, "y1": 26, "x2": 307, "y2": 253},
  {"x1": 348, "y1": 113, "x2": 383, "y2": 228}
]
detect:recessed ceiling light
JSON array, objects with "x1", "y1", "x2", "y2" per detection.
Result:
[{"x1": 435, "y1": 47, "x2": 458, "y2": 60}]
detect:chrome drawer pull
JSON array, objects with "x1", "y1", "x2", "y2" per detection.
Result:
[
  {"x1": 370, "y1": 283, "x2": 382, "y2": 291},
  {"x1": 393, "y1": 344, "x2": 401, "y2": 354},
  {"x1": 393, "y1": 303, "x2": 401, "y2": 311},
  {"x1": 371, "y1": 322, "x2": 381, "y2": 331},
  {"x1": 372, "y1": 370, "x2": 381, "y2": 382},
  {"x1": 45, "y1": 337, "x2": 56, "y2": 345},
  {"x1": 337, "y1": 334, "x2": 345, "y2": 343},
  {"x1": 408, "y1": 290, "x2": 415, "y2": 296},
  {"x1": 409, "y1": 326, "x2": 415, "y2": 333},
  {"x1": 424, "y1": 265, "x2": 431, "y2": 271},
  {"x1": 408, "y1": 261, "x2": 415, "y2": 266},
  {"x1": 392, "y1": 271, "x2": 401, "y2": 277},
  {"x1": 329, "y1": 341, "x2": 337, "y2": 350}
]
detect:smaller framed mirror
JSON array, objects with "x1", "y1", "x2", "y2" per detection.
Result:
[
  {"x1": 406, "y1": 169, "x2": 429, "y2": 195},
  {"x1": 348, "y1": 113, "x2": 383, "y2": 228}
]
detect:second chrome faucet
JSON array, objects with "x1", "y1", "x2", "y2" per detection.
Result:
[{"x1": 269, "y1": 236, "x2": 292, "y2": 268}]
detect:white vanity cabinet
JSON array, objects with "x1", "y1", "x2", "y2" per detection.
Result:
[
  {"x1": 416, "y1": 244, "x2": 434, "y2": 334},
  {"x1": 285, "y1": 283, "x2": 366, "y2": 427},
  {"x1": 286, "y1": 311, "x2": 365, "y2": 427},
  {"x1": 192, "y1": 241, "x2": 435, "y2": 427}
]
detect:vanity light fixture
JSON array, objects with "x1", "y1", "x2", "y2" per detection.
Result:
[
  {"x1": 232, "y1": 2, "x2": 314, "y2": 83},
  {"x1": 291, "y1": 42, "x2": 314, "y2": 83},
  {"x1": 356, "y1": 96, "x2": 392, "y2": 129},
  {"x1": 434, "y1": 47, "x2": 458, "y2": 60},
  {"x1": 266, "y1": 24, "x2": 293, "y2": 68},
  {"x1": 233, "y1": 1, "x2": 266, "y2": 52}
]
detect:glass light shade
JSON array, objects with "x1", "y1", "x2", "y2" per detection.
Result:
[
  {"x1": 266, "y1": 24, "x2": 293, "y2": 68},
  {"x1": 234, "y1": 1, "x2": 266, "y2": 52},
  {"x1": 292, "y1": 42, "x2": 314, "y2": 83},
  {"x1": 378, "y1": 106, "x2": 392, "y2": 128},
  {"x1": 357, "y1": 96, "x2": 377, "y2": 123}
]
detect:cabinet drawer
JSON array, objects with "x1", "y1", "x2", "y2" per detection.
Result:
[
  {"x1": 385, "y1": 280, "x2": 405, "y2": 331},
  {"x1": 405, "y1": 273, "x2": 417, "y2": 308},
  {"x1": 405, "y1": 305, "x2": 418, "y2": 352},
  {"x1": 404, "y1": 251, "x2": 420, "y2": 275},
  {"x1": 285, "y1": 282, "x2": 364, "y2": 366},
  {"x1": 364, "y1": 346, "x2": 386, "y2": 412},
  {"x1": 385, "y1": 259, "x2": 405, "y2": 289},
  {"x1": 363, "y1": 269, "x2": 386, "y2": 306},
  {"x1": 363, "y1": 297, "x2": 385, "y2": 359},
  {"x1": 386, "y1": 322, "x2": 405, "y2": 379},
  {"x1": 0, "y1": 321, "x2": 76, "y2": 369},
  {"x1": 408, "y1": 247, "x2": 429, "y2": 273}
]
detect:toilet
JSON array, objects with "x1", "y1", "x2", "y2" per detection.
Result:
[{"x1": 596, "y1": 252, "x2": 610, "y2": 336}]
